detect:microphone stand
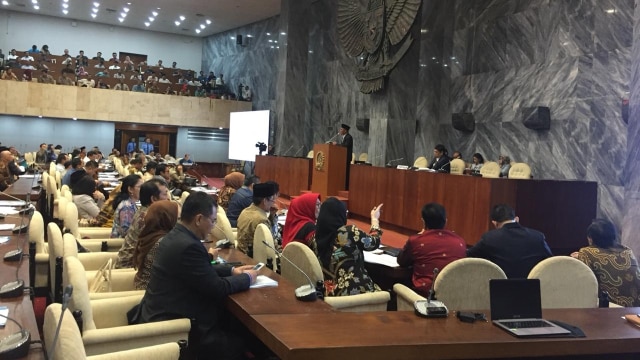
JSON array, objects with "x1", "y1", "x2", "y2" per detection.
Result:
[
  {"x1": 261, "y1": 240, "x2": 318, "y2": 301},
  {"x1": 325, "y1": 133, "x2": 338, "y2": 144}
]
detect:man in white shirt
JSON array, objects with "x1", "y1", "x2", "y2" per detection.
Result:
[
  {"x1": 158, "y1": 74, "x2": 172, "y2": 84},
  {"x1": 20, "y1": 54, "x2": 34, "y2": 62},
  {"x1": 108, "y1": 64, "x2": 121, "y2": 70}
]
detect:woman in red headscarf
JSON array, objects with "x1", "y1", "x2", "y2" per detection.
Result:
[{"x1": 282, "y1": 192, "x2": 321, "y2": 250}]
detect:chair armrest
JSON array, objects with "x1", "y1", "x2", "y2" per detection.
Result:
[
  {"x1": 393, "y1": 283, "x2": 425, "y2": 312},
  {"x1": 91, "y1": 295, "x2": 143, "y2": 328},
  {"x1": 83, "y1": 319, "x2": 191, "y2": 357},
  {"x1": 89, "y1": 290, "x2": 145, "y2": 301},
  {"x1": 88, "y1": 342, "x2": 180, "y2": 360},
  {"x1": 325, "y1": 291, "x2": 390, "y2": 312},
  {"x1": 78, "y1": 228, "x2": 114, "y2": 239},
  {"x1": 77, "y1": 252, "x2": 119, "y2": 270},
  {"x1": 78, "y1": 238, "x2": 125, "y2": 252}
]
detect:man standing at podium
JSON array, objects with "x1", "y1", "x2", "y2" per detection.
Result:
[{"x1": 332, "y1": 124, "x2": 353, "y2": 189}]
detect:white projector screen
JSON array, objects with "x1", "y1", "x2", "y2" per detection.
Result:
[{"x1": 228, "y1": 110, "x2": 270, "y2": 162}]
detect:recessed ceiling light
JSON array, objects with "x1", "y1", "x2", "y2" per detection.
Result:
[
  {"x1": 199, "y1": 24, "x2": 205, "y2": 29},
  {"x1": 33, "y1": 4, "x2": 39, "y2": 9},
  {"x1": 274, "y1": 40, "x2": 278, "y2": 43},
  {"x1": 72, "y1": 117, "x2": 77, "y2": 121},
  {"x1": 123, "y1": 7, "x2": 129, "y2": 12},
  {"x1": 605, "y1": 8, "x2": 616, "y2": 13},
  {"x1": 91, "y1": 13, "x2": 97, "y2": 18},
  {"x1": 92, "y1": 8, "x2": 98, "y2": 13},
  {"x1": 118, "y1": 17, "x2": 124, "y2": 22},
  {"x1": 62, "y1": 3, "x2": 68, "y2": 8},
  {"x1": 195, "y1": 29, "x2": 201, "y2": 34},
  {"x1": 280, "y1": 32, "x2": 286, "y2": 35},
  {"x1": 247, "y1": 34, "x2": 253, "y2": 38},
  {"x1": 148, "y1": 17, "x2": 154, "y2": 21},
  {"x1": 179, "y1": 15, "x2": 185, "y2": 21},
  {"x1": 174, "y1": 21, "x2": 180, "y2": 26},
  {"x1": 63, "y1": 0, "x2": 68, "y2": 2},
  {"x1": 120, "y1": 12, "x2": 126, "y2": 17},
  {"x1": 230, "y1": 36, "x2": 235, "y2": 40},
  {"x1": 268, "y1": 39, "x2": 273, "y2": 43},
  {"x1": 2, "y1": 0, "x2": 9, "y2": 5},
  {"x1": 205, "y1": 19, "x2": 211, "y2": 24},
  {"x1": 93, "y1": 2, "x2": 99, "y2": 7},
  {"x1": 152, "y1": 11, "x2": 158, "y2": 16},
  {"x1": 144, "y1": 22, "x2": 150, "y2": 26},
  {"x1": 62, "y1": 9, "x2": 68, "y2": 14},
  {"x1": 31, "y1": 0, "x2": 36, "y2": 3}
]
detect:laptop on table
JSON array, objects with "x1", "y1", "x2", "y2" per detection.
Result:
[{"x1": 490, "y1": 279, "x2": 571, "y2": 337}]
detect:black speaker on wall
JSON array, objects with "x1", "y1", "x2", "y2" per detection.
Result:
[
  {"x1": 356, "y1": 118, "x2": 369, "y2": 132},
  {"x1": 522, "y1": 106, "x2": 550, "y2": 130},
  {"x1": 236, "y1": 35, "x2": 243, "y2": 45},
  {"x1": 451, "y1": 113, "x2": 475, "y2": 133}
]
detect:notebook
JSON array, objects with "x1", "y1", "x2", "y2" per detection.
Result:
[{"x1": 490, "y1": 279, "x2": 571, "y2": 337}]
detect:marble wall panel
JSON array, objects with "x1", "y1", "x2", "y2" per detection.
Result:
[{"x1": 593, "y1": 0, "x2": 634, "y2": 53}]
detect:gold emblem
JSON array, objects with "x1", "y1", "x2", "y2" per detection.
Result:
[{"x1": 315, "y1": 151, "x2": 326, "y2": 171}]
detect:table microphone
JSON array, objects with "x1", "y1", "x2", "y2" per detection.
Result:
[
  {"x1": 437, "y1": 161, "x2": 451, "y2": 172},
  {"x1": 48, "y1": 285, "x2": 73, "y2": 360},
  {"x1": 325, "y1": 133, "x2": 339, "y2": 144},
  {"x1": 0, "y1": 309, "x2": 31, "y2": 359},
  {"x1": 386, "y1": 157, "x2": 404, "y2": 166},
  {"x1": 0, "y1": 248, "x2": 26, "y2": 298},
  {"x1": 261, "y1": 240, "x2": 317, "y2": 301}
]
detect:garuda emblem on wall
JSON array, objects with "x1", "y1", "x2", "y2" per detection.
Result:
[{"x1": 338, "y1": 0, "x2": 421, "y2": 94}]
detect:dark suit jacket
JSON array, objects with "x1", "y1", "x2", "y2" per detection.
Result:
[
  {"x1": 139, "y1": 223, "x2": 250, "y2": 341},
  {"x1": 340, "y1": 133, "x2": 353, "y2": 163},
  {"x1": 466, "y1": 222, "x2": 552, "y2": 278},
  {"x1": 427, "y1": 155, "x2": 451, "y2": 172}
]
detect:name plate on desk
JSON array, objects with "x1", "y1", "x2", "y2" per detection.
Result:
[{"x1": 396, "y1": 165, "x2": 409, "y2": 170}]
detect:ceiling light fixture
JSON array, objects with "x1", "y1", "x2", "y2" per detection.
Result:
[
  {"x1": 31, "y1": 0, "x2": 36, "y2": 3},
  {"x1": 174, "y1": 21, "x2": 180, "y2": 26},
  {"x1": 91, "y1": 13, "x2": 97, "y2": 18},
  {"x1": 281, "y1": 32, "x2": 286, "y2": 35},
  {"x1": 199, "y1": 24, "x2": 205, "y2": 29},
  {"x1": 179, "y1": 15, "x2": 185, "y2": 21},
  {"x1": 266, "y1": 32, "x2": 271, "y2": 35},
  {"x1": 206, "y1": 19, "x2": 211, "y2": 24},
  {"x1": 92, "y1": 8, "x2": 98, "y2": 13},
  {"x1": 118, "y1": 17, "x2": 124, "y2": 22},
  {"x1": 33, "y1": 4, "x2": 39, "y2": 9},
  {"x1": 195, "y1": 29, "x2": 201, "y2": 34},
  {"x1": 152, "y1": 11, "x2": 158, "y2": 16},
  {"x1": 63, "y1": 0, "x2": 68, "y2": 2},
  {"x1": 144, "y1": 22, "x2": 150, "y2": 26},
  {"x1": 93, "y1": 2, "x2": 99, "y2": 7},
  {"x1": 123, "y1": 7, "x2": 129, "y2": 12},
  {"x1": 120, "y1": 12, "x2": 126, "y2": 17},
  {"x1": 1, "y1": 1, "x2": 8, "y2": 5},
  {"x1": 62, "y1": 3, "x2": 68, "y2": 8},
  {"x1": 62, "y1": 9, "x2": 68, "y2": 14},
  {"x1": 230, "y1": 36, "x2": 235, "y2": 40},
  {"x1": 148, "y1": 17, "x2": 154, "y2": 21}
]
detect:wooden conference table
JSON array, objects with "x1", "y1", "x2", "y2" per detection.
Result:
[
  {"x1": 0, "y1": 214, "x2": 45, "y2": 359},
  {"x1": 220, "y1": 250, "x2": 640, "y2": 360}
]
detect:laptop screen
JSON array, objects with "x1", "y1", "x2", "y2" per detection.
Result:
[{"x1": 490, "y1": 279, "x2": 543, "y2": 321}]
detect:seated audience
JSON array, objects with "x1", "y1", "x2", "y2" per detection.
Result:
[
  {"x1": 38, "y1": 69, "x2": 54, "y2": 84},
  {"x1": 76, "y1": 50, "x2": 88, "y2": 66},
  {"x1": 451, "y1": 151, "x2": 462, "y2": 160},
  {"x1": 72, "y1": 173, "x2": 105, "y2": 220},
  {"x1": 92, "y1": 52, "x2": 104, "y2": 62},
  {"x1": 109, "y1": 52, "x2": 119, "y2": 63},
  {"x1": 115, "y1": 178, "x2": 169, "y2": 268},
  {"x1": 572, "y1": 219, "x2": 640, "y2": 307},
  {"x1": 498, "y1": 155, "x2": 511, "y2": 177},
  {"x1": 466, "y1": 204, "x2": 552, "y2": 278},
  {"x1": 428, "y1": 144, "x2": 450, "y2": 173},
  {"x1": 217, "y1": 171, "x2": 244, "y2": 211},
  {"x1": 110, "y1": 174, "x2": 143, "y2": 238},
  {"x1": 132, "y1": 192, "x2": 257, "y2": 359},
  {"x1": 314, "y1": 198, "x2": 383, "y2": 296},
  {"x1": 470, "y1": 153, "x2": 484, "y2": 173},
  {"x1": 132, "y1": 200, "x2": 179, "y2": 289},
  {"x1": 281, "y1": 193, "x2": 320, "y2": 249},
  {"x1": 179, "y1": 153, "x2": 193, "y2": 166},
  {"x1": 131, "y1": 80, "x2": 146, "y2": 92},
  {"x1": 236, "y1": 182, "x2": 278, "y2": 254},
  {"x1": 397, "y1": 203, "x2": 466, "y2": 297},
  {"x1": 142, "y1": 161, "x2": 157, "y2": 181},
  {"x1": 94, "y1": 60, "x2": 105, "y2": 69},
  {"x1": 62, "y1": 157, "x2": 83, "y2": 187},
  {"x1": 227, "y1": 175, "x2": 260, "y2": 227},
  {"x1": 2, "y1": 67, "x2": 18, "y2": 81},
  {"x1": 113, "y1": 78, "x2": 129, "y2": 91},
  {"x1": 158, "y1": 74, "x2": 171, "y2": 84},
  {"x1": 122, "y1": 56, "x2": 134, "y2": 71}
]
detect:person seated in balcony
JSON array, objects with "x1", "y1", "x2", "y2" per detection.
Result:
[
  {"x1": 132, "y1": 80, "x2": 146, "y2": 92},
  {"x1": 113, "y1": 71, "x2": 125, "y2": 79},
  {"x1": 108, "y1": 63, "x2": 121, "y2": 71},
  {"x1": 194, "y1": 85, "x2": 206, "y2": 97},
  {"x1": 96, "y1": 79, "x2": 110, "y2": 89},
  {"x1": 242, "y1": 85, "x2": 252, "y2": 101},
  {"x1": 164, "y1": 85, "x2": 175, "y2": 95},
  {"x1": 122, "y1": 56, "x2": 134, "y2": 71},
  {"x1": 57, "y1": 71, "x2": 75, "y2": 86},
  {"x1": 215, "y1": 74, "x2": 224, "y2": 87},
  {"x1": 21, "y1": 69, "x2": 33, "y2": 82},
  {"x1": 156, "y1": 59, "x2": 163, "y2": 68},
  {"x1": 20, "y1": 60, "x2": 35, "y2": 71},
  {"x1": 1, "y1": 67, "x2": 18, "y2": 81},
  {"x1": 92, "y1": 51, "x2": 104, "y2": 62},
  {"x1": 130, "y1": 70, "x2": 142, "y2": 81},
  {"x1": 109, "y1": 52, "x2": 120, "y2": 63},
  {"x1": 38, "y1": 69, "x2": 54, "y2": 84},
  {"x1": 76, "y1": 66, "x2": 89, "y2": 76},
  {"x1": 76, "y1": 50, "x2": 88, "y2": 66},
  {"x1": 158, "y1": 74, "x2": 172, "y2": 84},
  {"x1": 114, "y1": 78, "x2": 130, "y2": 91},
  {"x1": 20, "y1": 53, "x2": 34, "y2": 62},
  {"x1": 94, "y1": 59, "x2": 105, "y2": 69},
  {"x1": 146, "y1": 80, "x2": 159, "y2": 93},
  {"x1": 6, "y1": 49, "x2": 18, "y2": 66}
]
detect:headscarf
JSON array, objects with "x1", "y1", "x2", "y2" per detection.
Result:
[
  {"x1": 217, "y1": 172, "x2": 245, "y2": 209},
  {"x1": 314, "y1": 197, "x2": 347, "y2": 269},
  {"x1": 132, "y1": 200, "x2": 179, "y2": 269},
  {"x1": 282, "y1": 193, "x2": 320, "y2": 248}
]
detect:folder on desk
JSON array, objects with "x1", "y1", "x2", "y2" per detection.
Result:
[{"x1": 250, "y1": 275, "x2": 278, "y2": 289}]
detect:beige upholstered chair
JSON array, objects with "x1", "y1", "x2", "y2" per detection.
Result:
[
  {"x1": 47, "y1": 174, "x2": 63, "y2": 220},
  {"x1": 253, "y1": 224, "x2": 277, "y2": 272},
  {"x1": 393, "y1": 283, "x2": 426, "y2": 312},
  {"x1": 508, "y1": 162, "x2": 532, "y2": 179},
  {"x1": 24, "y1": 152, "x2": 35, "y2": 167},
  {"x1": 64, "y1": 202, "x2": 121, "y2": 246},
  {"x1": 306, "y1": 150, "x2": 314, "y2": 159},
  {"x1": 528, "y1": 256, "x2": 599, "y2": 309},
  {"x1": 479, "y1": 161, "x2": 501, "y2": 178},
  {"x1": 413, "y1": 156, "x2": 428, "y2": 168},
  {"x1": 358, "y1": 153, "x2": 368, "y2": 162},
  {"x1": 351, "y1": 152, "x2": 356, "y2": 164},
  {"x1": 433, "y1": 258, "x2": 507, "y2": 310},
  {"x1": 179, "y1": 191, "x2": 190, "y2": 205},
  {"x1": 64, "y1": 256, "x2": 142, "y2": 301},
  {"x1": 28, "y1": 210, "x2": 49, "y2": 291},
  {"x1": 62, "y1": 271, "x2": 190, "y2": 357},
  {"x1": 281, "y1": 242, "x2": 389, "y2": 312},
  {"x1": 55, "y1": 170, "x2": 62, "y2": 189},
  {"x1": 450, "y1": 159, "x2": 465, "y2": 175},
  {"x1": 48, "y1": 162, "x2": 56, "y2": 175},
  {"x1": 210, "y1": 206, "x2": 236, "y2": 246},
  {"x1": 44, "y1": 304, "x2": 181, "y2": 360}
]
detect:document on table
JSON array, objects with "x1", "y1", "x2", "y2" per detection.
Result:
[
  {"x1": 0, "y1": 201, "x2": 27, "y2": 207},
  {"x1": 364, "y1": 251, "x2": 400, "y2": 268},
  {"x1": 250, "y1": 275, "x2": 278, "y2": 289},
  {"x1": 0, "y1": 224, "x2": 15, "y2": 231},
  {"x1": 0, "y1": 207, "x2": 20, "y2": 215}
]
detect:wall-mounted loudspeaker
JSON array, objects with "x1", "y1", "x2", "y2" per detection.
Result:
[
  {"x1": 451, "y1": 113, "x2": 475, "y2": 133},
  {"x1": 522, "y1": 106, "x2": 550, "y2": 130},
  {"x1": 236, "y1": 35, "x2": 243, "y2": 46},
  {"x1": 356, "y1": 118, "x2": 369, "y2": 132}
]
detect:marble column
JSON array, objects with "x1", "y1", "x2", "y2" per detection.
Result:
[
  {"x1": 622, "y1": 0, "x2": 640, "y2": 256},
  {"x1": 274, "y1": 0, "x2": 313, "y2": 156}
]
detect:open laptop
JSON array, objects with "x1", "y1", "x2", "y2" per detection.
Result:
[{"x1": 490, "y1": 279, "x2": 571, "y2": 337}]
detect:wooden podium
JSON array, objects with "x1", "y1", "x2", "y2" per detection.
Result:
[{"x1": 310, "y1": 143, "x2": 347, "y2": 199}]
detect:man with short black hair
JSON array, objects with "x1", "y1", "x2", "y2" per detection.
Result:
[
  {"x1": 135, "y1": 191, "x2": 257, "y2": 359},
  {"x1": 236, "y1": 182, "x2": 279, "y2": 254},
  {"x1": 62, "y1": 157, "x2": 83, "y2": 187},
  {"x1": 115, "y1": 179, "x2": 168, "y2": 268},
  {"x1": 227, "y1": 175, "x2": 260, "y2": 227},
  {"x1": 143, "y1": 161, "x2": 157, "y2": 181},
  {"x1": 397, "y1": 202, "x2": 466, "y2": 297},
  {"x1": 466, "y1": 204, "x2": 552, "y2": 278},
  {"x1": 331, "y1": 124, "x2": 353, "y2": 189},
  {"x1": 140, "y1": 137, "x2": 154, "y2": 155}
]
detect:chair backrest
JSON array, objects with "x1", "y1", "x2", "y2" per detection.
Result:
[
  {"x1": 253, "y1": 224, "x2": 278, "y2": 272},
  {"x1": 179, "y1": 191, "x2": 190, "y2": 205},
  {"x1": 28, "y1": 210, "x2": 46, "y2": 253},
  {"x1": 450, "y1": 159, "x2": 465, "y2": 174},
  {"x1": 49, "y1": 162, "x2": 56, "y2": 175},
  {"x1": 351, "y1": 153, "x2": 355, "y2": 164},
  {"x1": 48, "y1": 222, "x2": 65, "y2": 298},
  {"x1": 64, "y1": 256, "x2": 97, "y2": 331},
  {"x1": 508, "y1": 162, "x2": 531, "y2": 179},
  {"x1": 324, "y1": 291, "x2": 390, "y2": 312},
  {"x1": 209, "y1": 206, "x2": 236, "y2": 246},
  {"x1": 306, "y1": 150, "x2": 314, "y2": 159},
  {"x1": 479, "y1": 161, "x2": 500, "y2": 178},
  {"x1": 434, "y1": 258, "x2": 507, "y2": 310},
  {"x1": 358, "y1": 153, "x2": 368, "y2": 162},
  {"x1": 64, "y1": 202, "x2": 81, "y2": 239},
  {"x1": 44, "y1": 304, "x2": 88, "y2": 360},
  {"x1": 24, "y1": 152, "x2": 34, "y2": 165},
  {"x1": 281, "y1": 242, "x2": 323, "y2": 288},
  {"x1": 55, "y1": 170, "x2": 62, "y2": 189},
  {"x1": 413, "y1": 156, "x2": 428, "y2": 168},
  {"x1": 393, "y1": 283, "x2": 426, "y2": 311},
  {"x1": 528, "y1": 256, "x2": 599, "y2": 309}
]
